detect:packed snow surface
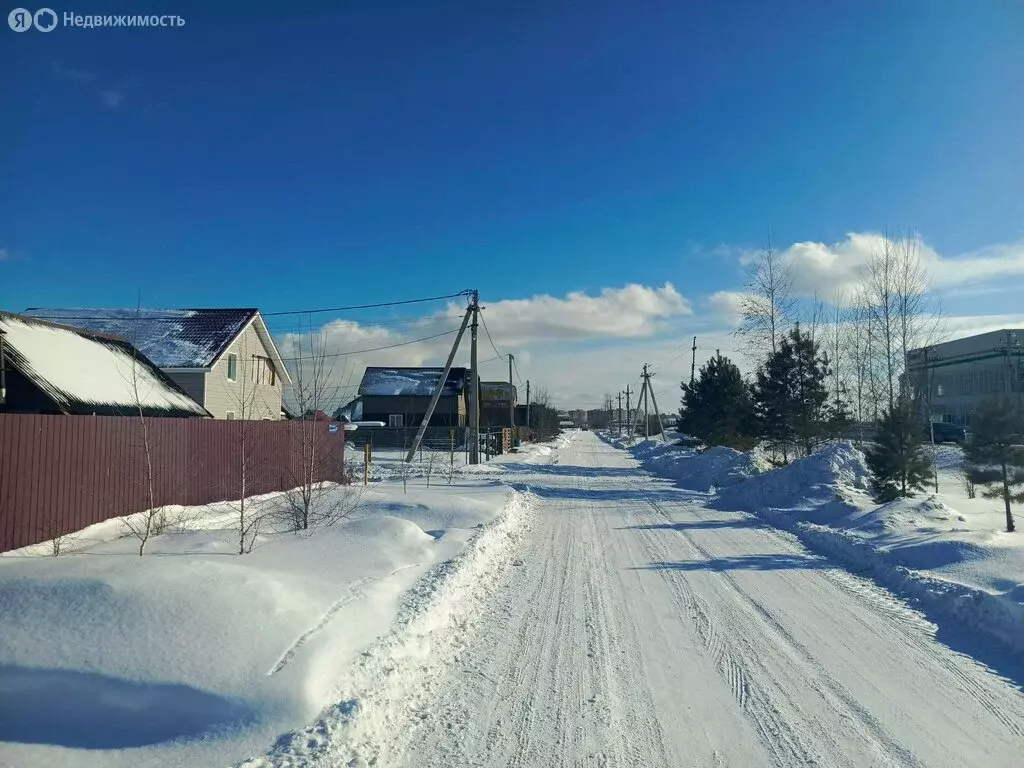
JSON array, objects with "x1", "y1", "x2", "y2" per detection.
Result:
[{"x1": 5, "y1": 431, "x2": 1024, "y2": 767}]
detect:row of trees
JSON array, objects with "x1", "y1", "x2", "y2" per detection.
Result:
[
  {"x1": 679, "y1": 324, "x2": 846, "y2": 460},
  {"x1": 678, "y1": 233, "x2": 1018, "y2": 532}
]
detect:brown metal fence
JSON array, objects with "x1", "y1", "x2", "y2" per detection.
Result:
[{"x1": 0, "y1": 414, "x2": 345, "y2": 553}]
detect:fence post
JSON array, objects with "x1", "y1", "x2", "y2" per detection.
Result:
[{"x1": 363, "y1": 442, "x2": 370, "y2": 486}]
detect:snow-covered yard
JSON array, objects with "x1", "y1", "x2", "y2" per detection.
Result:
[
  {"x1": 616, "y1": 431, "x2": 1024, "y2": 657},
  {"x1": 0, "y1": 440, "x2": 559, "y2": 768}
]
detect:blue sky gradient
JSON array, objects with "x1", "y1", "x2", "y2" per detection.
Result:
[{"x1": 3, "y1": 1, "x2": 1023, "y2": 403}]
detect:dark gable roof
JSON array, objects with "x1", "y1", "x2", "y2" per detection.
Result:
[
  {"x1": 21, "y1": 308, "x2": 259, "y2": 369},
  {"x1": 358, "y1": 367, "x2": 468, "y2": 397},
  {"x1": 0, "y1": 312, "x2": 211, "y2": 418}
]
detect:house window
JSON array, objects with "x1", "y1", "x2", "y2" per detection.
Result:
[
  {"x1": 226, "y1": 410, "x2": 236, "y2": 420},
  {"x1": 389, "y1": 414, "x2": 404, "y2": 427},
  {"x1": 227, "y1": 354, "x2": 237, "y2": 381},
  {"x1": 251, "y1": 355, "x2": 276, "y2": 386}
]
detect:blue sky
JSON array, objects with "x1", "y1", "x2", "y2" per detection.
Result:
[{"x1": 3, "y1": 1, "x2": 1024, "y2": 404}]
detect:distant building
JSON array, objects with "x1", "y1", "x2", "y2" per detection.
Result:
[
  {"x1": 480, "y1": 381, "x2": 517, "y2": 428},
  {"x1": 0, "y1": 311, "x2": 209, "y2": 418},
  {"x1": 22, "y1": 307, "x2": 289, "y2": 420},
  {"x1": 340, "y1": 366, "x2": 469, "y2": 428},
  {"x1": 906, "y1": 329, "x2": 1024, "y2": 426}
]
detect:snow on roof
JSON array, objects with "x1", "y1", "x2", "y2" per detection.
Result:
[
  {"x1": 21, "y1": 308, "x2": 258, "y2": 369},
  {"x1": 358, "y1": 367, "x2": 468, "y2": 397},
  {"x1": 0, "y1": 313, "x2": 210, "y2": 417}
]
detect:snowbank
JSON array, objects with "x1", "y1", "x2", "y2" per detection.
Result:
[
  {"x1": 621, "y1": 437, "x2": 1024, "y2": 659},
  {"x1": 628, "y1": 439, "x2": 766, "y2": 492},
  {"x1": 0, "y1": 477, "x2": 525, "y2": 768},
  {"x1": 716, "y1": 441, "x2": 872, "y2": 522}
]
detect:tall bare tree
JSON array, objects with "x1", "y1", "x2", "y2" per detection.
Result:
[
  {"x1": 736, "y1": 238, "x2": 797, "y2": 363},
  {"x1": 283, "y1": 322, "x2": 357, "y2": 530}
]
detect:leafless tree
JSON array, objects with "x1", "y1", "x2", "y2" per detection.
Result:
[
  {"x1": 735, "y1": 238, "x2": 797, "y2": 363},
  {"x1": 423, "y1": 449, "x2": 440, "y2": 488},
  {"x1": 857, "y1": 231, "x2": 943, "y2": 418},
  {"x1": 229, "y1": 340, "x2": 275, "y2": 554},
  {"x1": 38, "y1": 519, "x2": 79, "y2": 557},
  {"x1": 118, "y1": 307, "x2": 166, "y2": 557},
  {"x1": 960, "y1": 469, "x2": 977, "y2": 500},
  {"x1": 282, "y1": 324, "x2": 356, "y2": 530},
  {"x1": 445, "y1": 434, "x2": 459, "y2": 485}
]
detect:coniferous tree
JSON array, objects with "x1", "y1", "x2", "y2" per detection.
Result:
[
  {"x1": 865, "y1": 399, "x2": 932, "y2": 501},
  {"x1": 964, "y1": 397, "x2": 1023, "y2": 533},
  {"x1": 753, "y1": 324, "x2": 832, "y2": 461},
  {"x1": 679, "y1": 353, "x2": 756, "y2": 450}
]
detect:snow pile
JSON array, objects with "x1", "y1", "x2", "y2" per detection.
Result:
[
  {"x1": 629, "y1": 440, "x2": 766, "y2": 492},
  {"x1": 716, "y1": 441, "x2": 871, "y2": 520},
  {"x1": 0, "y1": 476, "x2": 523, "y2": 768},
  {"x1": 238, "y1": 490, "x2": 535, "y2": 767}
]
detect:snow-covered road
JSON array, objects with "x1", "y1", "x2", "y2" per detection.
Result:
[{"x1": 404, "y1": 431, "x2": 1024, "y2": 767}]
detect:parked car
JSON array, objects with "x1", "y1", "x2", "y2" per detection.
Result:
[{"x1": 930, "y1": 421, "x2": 967, "y2": 444}]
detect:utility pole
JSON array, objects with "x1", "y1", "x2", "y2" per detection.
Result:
[
  {"x1": 508, "y1": 354, "x2": 515, "y2": 432},
  {"x1": 625, "y1": 384, "x2": 632, "y2": 437},
  {"x1": 469, "y1": 290, "x2": 480, "y2": 465},
  {"x1": 617, "y1": 391, "x2": 623, "y2": 436},
  {"x1": 643, "y1": 364, "x2": 650, "y2": 440},
  {"x1": 690, "y1": 336, "x2": 697, "y2": 386},
  {"x1": 405, "y1": 306, "x2": 473, "y2": 462},
  {"x1": 647, "y1": 366, "x2": 668, "y2": 441},
  {"x1": 526, "y1": 379, "x2": 531, "y2": 432}
]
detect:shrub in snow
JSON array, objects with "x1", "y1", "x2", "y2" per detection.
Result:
[{"x1": 865, "y1": 400, "x2": 932, "y2": 502}]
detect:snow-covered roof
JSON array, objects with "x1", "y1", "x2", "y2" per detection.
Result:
[
  {"x1": 21, "y1": 307, "x2": 259, "y2": 369},
  {"x1": 358, "y1": 367, "x2": 468, "y2": 397},
  {"x1": 0, "y1": 313, "x2": 210, "y2": 417}
]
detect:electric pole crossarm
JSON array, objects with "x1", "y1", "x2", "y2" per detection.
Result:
[{"x1": 405, "y1": 305, "x2": 473, "y2": 462}]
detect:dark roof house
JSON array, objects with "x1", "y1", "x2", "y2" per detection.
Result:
[
  {"x1": 22, "y1": 308, "x2": 290, "y2": 420},
  {"x1": 358, "y1": 366, "x2": 469, "y2": 398},
  {"x1": 354, "y1": 366, "x2": 470, "y2": 430},
  {"x1": 0, "y1": 311, "x2": 210, "y2": 417}
]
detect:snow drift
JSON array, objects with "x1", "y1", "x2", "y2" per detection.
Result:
[
  {"x1": 716, "y1": 441, "x2": 872, "y2": 521},
  {"x1": 628, "y1": 439, "x2": 766, "y2": 492}
]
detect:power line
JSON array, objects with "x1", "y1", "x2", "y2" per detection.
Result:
[
  {"x1": 25, "y1": 291, "x2": 472, "y2": 323},
  {"x1": 264, "y1": 290, "x2": 472, "y2": 317},
  {"x1": 278, "y1": 327, "x2": 460, "y2": 362},
  {"x1": 479, "y1": 311, "x2": 506, "y2": 361},
  {"x1": 511, "y1": 355, "x2": 525, "y2": 386}
]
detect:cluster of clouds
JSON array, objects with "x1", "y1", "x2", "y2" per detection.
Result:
[{"x1": 275, "y1": 233, "x2": 1024, "y2": 409}]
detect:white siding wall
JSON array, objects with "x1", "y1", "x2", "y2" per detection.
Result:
[{"x1": 204, "y1": 323, "x2": 283, "y2": 420}]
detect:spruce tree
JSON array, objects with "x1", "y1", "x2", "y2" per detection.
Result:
[
  {"x1": 964, "y1": 397, "x2": 1023, "y2": 533},
  {"x1": 753, "y1": 324, "x2": 831, "y2": 461},
  {"x1": 865, "y1": 400, "x2": 932, "y2": 502},
  {"x1": 679, "y1": 353, "x2": 755, "y2": 450}
]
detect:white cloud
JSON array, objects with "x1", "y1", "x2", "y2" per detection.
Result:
[
  {"x1": 459, "y1": 283, "x2": 691, "y2": 348},
  {"x1": 706, "y1": 290, "x2": 747, "y2": 325},
  {"x1": 0, "y1": 248, "x2": 9, "y2": 262},
  {"x1": 774, "y1": 232, "x2": 1024, "y2": 298},
  {"x1": 272, "y1": 284, "x2": 695, "y2": 411}
]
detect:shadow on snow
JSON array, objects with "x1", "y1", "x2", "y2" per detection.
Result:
[
  {"x1": 0, "y1": 665, "x2": 253, "y2": 749},
  {"x1": 633, "y1": 554, "x2": 834, "y2": 572}
]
